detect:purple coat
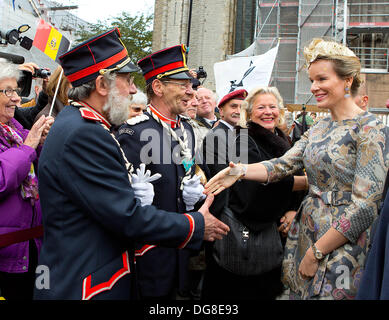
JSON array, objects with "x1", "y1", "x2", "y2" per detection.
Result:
[{"x1": 0, "y1": 118, "x2": 42, "y2": 273}]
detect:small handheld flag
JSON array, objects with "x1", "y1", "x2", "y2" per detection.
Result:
[{"x1": 32, "y1": 19, "x2": 70, "y2": 63}]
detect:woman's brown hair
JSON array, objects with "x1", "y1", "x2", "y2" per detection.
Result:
[{"x1": 45, "y1": 66, "x2": 70, "y2": 105}]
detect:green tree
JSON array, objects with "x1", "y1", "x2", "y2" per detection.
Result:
[{"x1": 75, "y1": 12, "x2": 153, "y2": 91}]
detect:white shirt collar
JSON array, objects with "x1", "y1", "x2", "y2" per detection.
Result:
[
  {"x1": 220, "y1": 120, "x2": 235, "y2": 131},
  {"x1": 204, "y1": 115, "x2": 218, "y2": 126}
]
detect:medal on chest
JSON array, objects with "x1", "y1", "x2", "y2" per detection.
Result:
[{"x1": 147, "y1": 106, "x2": 195, "y2": 188}]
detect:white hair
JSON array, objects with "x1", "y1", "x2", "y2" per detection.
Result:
[
  {"x1": 102, "y1": 79, "x2": 131, "y2": 126},
  {"x1": 131, "y1": 89, "x2": 147, "y2": 105},
  {"x1": 197, "y1": 87, "x2": 218, "y2": 103},
  {"x1": 68, "y1": 71, "x2": 117, "y2": 101},
  {"x1": 0, "y1": 58, "x2": 20, "y2": 82},
  {"x1": 239, "y1": 86, "x2": 285, "y2": 128}
]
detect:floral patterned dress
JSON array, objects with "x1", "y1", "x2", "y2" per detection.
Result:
[{"x1": 262, "y1": 112, "x2": 389, "y2": 299}]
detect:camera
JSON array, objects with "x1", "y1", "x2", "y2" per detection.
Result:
[
  {"x1": 18, "y1": 67, "x2": 51, "y2": 97},
  {"x1": 0, "y1": 24, "x2": 33, "y2": 50},
  {"x1": 196, "y1": 66, "x2": 207, "y2": 79},
  {"x1": 33, "y1": 68, "x2": 51, "y2": 78}
]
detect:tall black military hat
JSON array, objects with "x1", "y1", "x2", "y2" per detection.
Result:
[
  {"x1": 138, "y1": 44, "x2": 193, "y2": 85},
  {"x1": 59, "y1": 28, "x2": 139, "y2": 87}
]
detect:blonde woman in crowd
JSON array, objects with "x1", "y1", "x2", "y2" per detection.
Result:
[
  {"x1": 205, "y1": 38, "x2": 389, "y2": 300},
  {"x1": 202, "y1": 87, "x2": 306, "y2": 300}
]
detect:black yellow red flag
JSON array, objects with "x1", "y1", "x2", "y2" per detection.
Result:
[{"x1": 32, "y1": 19, "x2": 70, "y2": 63}]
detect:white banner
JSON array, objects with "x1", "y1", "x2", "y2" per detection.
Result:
[{"x1": 214, "y1": 43, "x2": 279, "y2": 101}]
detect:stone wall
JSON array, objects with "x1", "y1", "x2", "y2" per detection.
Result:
[{"x1": 153, "y1": 0, "x2": 236, "y2": 91}]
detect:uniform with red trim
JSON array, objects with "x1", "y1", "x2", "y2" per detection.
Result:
[
  {"x1": 117, "y1": 105, "x2": 201, "y2": 299},
  {"x1": 34, "y1": 30, "x2": 205, "y2": 300},
  {"x1": 117, "y1": 45, "x2": 206, "y2": 299}
]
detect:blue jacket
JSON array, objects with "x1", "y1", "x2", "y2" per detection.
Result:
[
  {"x1": 34, "y1": 104, "x2": 204, "y2": 300},
  {"x1": 0, "y1": 118, "x2": 42, "y2": 273},
  {"x1": 117, "y1": 110, "x2": 201, "y2": 298}
]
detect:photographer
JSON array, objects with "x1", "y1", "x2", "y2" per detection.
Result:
[
  {"x1": 190, "y1": 66, "x2": 207, "y2": 91},
  {"x1": 14, "y1": 62, "x2": 49, "y2": 130}
]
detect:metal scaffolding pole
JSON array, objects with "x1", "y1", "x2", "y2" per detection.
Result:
[{"x1": 343, "y1": 0, "x2": 348, "y2": 45}]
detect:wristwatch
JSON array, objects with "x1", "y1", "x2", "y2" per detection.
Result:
[{"x1": 311, "y1": 243, "x2": 324, "y2": 261}]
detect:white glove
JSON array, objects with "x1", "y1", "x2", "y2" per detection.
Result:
[
  {"x1": 131, "y1": 163, "x2": 162, "y2": 206},
  {"x1": 182, "y1": 174, "x2": 206, "y2": 211}
]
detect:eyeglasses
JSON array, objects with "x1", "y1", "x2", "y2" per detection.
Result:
[
  {"x1": 115, "y1": 73, "x2": 135, "y2": 86},
  {"x1": 128, "y1": 76, "x2": 135, "y2": 86},
  {"x1": 162, "y1": 81, "x2": 193, "y2": 90},
  {"x1": 0, "y1": 88, "x2": 22, "y2": 97},
  {"x1": 124, "y1": 75, "x2": 135, "y2": 86}
]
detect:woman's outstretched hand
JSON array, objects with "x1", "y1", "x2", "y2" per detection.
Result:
[{"x1": 204, "y1": 162, "x2": 246, "y2": 196}]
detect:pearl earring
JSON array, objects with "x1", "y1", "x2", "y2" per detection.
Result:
[{"x1": 344, "y1": 87, "x2": 351, "y2": 98}]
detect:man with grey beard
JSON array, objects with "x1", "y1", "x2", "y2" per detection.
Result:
[
  {"x1": 34, "y1": 29, "x2": 229, "y2": 300},
  {"x1": 103, "y1": 85, "x2": 135, "y2": 126}
]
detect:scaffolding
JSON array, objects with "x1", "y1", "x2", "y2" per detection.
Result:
[
  {"x1": 252, "y1": 0, "x2": 389, "y2": 105},
  {"x1": 248, "y1": 0, "x2": 300, "y2": 104},
  {"x1": 295, "y1": 0, "x2": 336, "y2": 104}
]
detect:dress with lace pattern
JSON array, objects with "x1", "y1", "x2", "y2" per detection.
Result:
[{"x1": 262, "y1": 111, "x2": 389, "y2": 299}]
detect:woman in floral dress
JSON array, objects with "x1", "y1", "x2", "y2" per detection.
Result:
[{"x1": 204, "y1": 38, "x2": 389, "y2": 299}]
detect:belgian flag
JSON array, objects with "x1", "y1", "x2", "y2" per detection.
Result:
[{"x1": 32, "y1": 19, "x2": 70, "y2": 63}]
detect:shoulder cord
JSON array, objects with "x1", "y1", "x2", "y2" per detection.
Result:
[
  {"x1": 100, "y1": 122, "x2": 134, "y2": 183},
  {"x1": 146, "y1": 105, "x2": 193, "y2": 190},
  {"x1": 73, "y1": 101, "x2": 134, "y2": 183}
]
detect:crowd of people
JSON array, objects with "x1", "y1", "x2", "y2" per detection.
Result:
[{"x1": 1, "y1": 27, "x2": 389, "y2": 301}]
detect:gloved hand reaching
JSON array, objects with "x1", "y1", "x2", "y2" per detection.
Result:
[
  {"x1": 131, "y1": 163, "x2": 161, "y2": 206},
  {"x1": 182, "y1": 174, "x2": 206, "y2": 211}
]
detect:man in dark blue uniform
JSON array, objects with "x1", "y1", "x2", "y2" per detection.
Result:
[
  {"x1": 117, "y1": 45, "x2": 210, "y2": 300},
  {"x1": 34, "y1": 29, "x2": 229, "y2": 300}
]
